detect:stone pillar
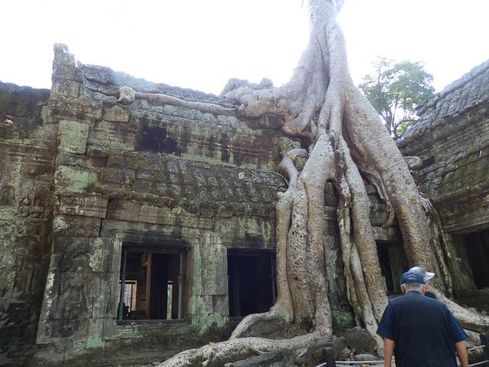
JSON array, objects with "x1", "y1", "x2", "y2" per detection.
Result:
[{"x1": 190, "y1": 232, "x2": 229, "y2": 333}]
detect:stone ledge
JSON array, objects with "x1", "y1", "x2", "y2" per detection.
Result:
[
  {"x1": 58, "y1": 194, "x2": 108, "y2": 218},
  {"x1": 106, "y1": 198, "x2": 214, "y2": 230}
]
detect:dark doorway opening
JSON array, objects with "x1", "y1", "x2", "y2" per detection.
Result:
[
  {"x1": 463, "y1": 229, "x2": 489, "y2": 289},
  {"x1": 376, "y1": 241, "x2": 408, "y2": 295},
  {"x1": 228, "y1": 250, "x2": 276, "y2": 317},
  {"x1": 118, "y1": 247, "x2": 186, "y2": 321}
]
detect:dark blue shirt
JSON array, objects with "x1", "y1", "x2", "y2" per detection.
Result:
[{"x1": 377, "y1": 291, "x2": 467, "y2": 367}]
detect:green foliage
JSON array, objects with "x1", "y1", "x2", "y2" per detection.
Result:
[{"x1": 359, "y1": 58, "x2": 435, "y2": 138}]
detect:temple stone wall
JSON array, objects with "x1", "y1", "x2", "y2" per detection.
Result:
[
  {"x1": 0, "y1": 82, "x2": 53, "y2": 366},
  {"x1": 400, "y1": 61, "x2": 489, "y2": 234},
  {"x1": 2, "y1": 43, "x2": 472, "y2": 366},
  {"x1": 30, "y1": 45, "x2": 290, "y2": 366},
  {"x1": 400, "y1": 60, "x2": 489, "y2": 306}
]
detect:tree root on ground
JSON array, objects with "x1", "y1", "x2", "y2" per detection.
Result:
[{"x1": 157, "y1": 332, "x2": 331, "y2": 367}]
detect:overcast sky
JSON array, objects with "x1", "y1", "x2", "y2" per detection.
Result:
[{"x1": 1, "y1": 0, "x2": 488, "y2": 95}]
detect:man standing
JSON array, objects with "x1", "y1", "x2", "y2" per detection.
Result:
[{"x1": 377, "y1": 267, "x2": 469, "y2": 367}]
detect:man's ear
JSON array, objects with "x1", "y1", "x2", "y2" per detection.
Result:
[
  {"x1": 400, "y1": 285, "x2": 406, "y2": 294},
  {"x1": 421, "y1": 284, "x2": 427, "y2": 294}
]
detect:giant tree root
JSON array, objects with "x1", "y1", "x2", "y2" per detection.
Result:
[
  {"x1": 229, "y1": 309, "x2": 289, "y2": 340},
  {"x1": 430, "y1": 288, "x2": 489, "y2": 332},
  {"x1": 157, "y1": 332, "x2": 331, "y2": 367},
  {"x1": 117, "y1": 86, "x2": 236, "y2": 115}
]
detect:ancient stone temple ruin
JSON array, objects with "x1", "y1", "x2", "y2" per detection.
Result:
[{"x1": 0, "y1": 45, "x2": 488, "y2": 366}]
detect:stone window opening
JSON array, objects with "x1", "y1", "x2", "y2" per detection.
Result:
[
  {"x1": 227, "y1": 249, "x2": 276, "y2": 318},
  {"x1": 117, "y1": 246, "x2": 186, "y2": 321},
  {"x1": 462, "y1": 229, "x2": 489, "y2": 289},
  {"x1": 376, "y1": 241, "x2": 408, "y2": 295}
]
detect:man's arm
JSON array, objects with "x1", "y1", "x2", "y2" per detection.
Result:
[
  {"x1": 455, "y1": 341, "x2": 468, "y2": 367},
  {"x1": 377, "y1": 302, "x2": 395, "y2": 367},
  {"x1": 444, "y1": 306, "x2": 468, "y2": 367},
  {"x1": 383, "y1": 338, "x2": 395, "y2": 367}
]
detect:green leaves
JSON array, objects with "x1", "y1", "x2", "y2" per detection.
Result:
[{"x1": 359, "y1": 57, "x2": 435, "y2": 139}]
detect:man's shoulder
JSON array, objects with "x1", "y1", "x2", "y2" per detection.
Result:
[
  {"x1": 390, "y1": 292, "x2": 446, "y2": 309},
  {"x1": 389, "y1": 292, "x2": 422, "y2": 304}
]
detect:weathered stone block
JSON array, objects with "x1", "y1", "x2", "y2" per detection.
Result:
[
  {"x1": 48, "y1": 96, "x2": 103, "y2": 122},
  {"x1": 371, "y1": 226, "x2": 401, "y2": 242},
  {"x1": 54, "y1": 165, "x2": 98, "y2": 193},
  {"x1": 215, "y1": 216, "x2": 275, "y2": 248},
  {"x1": 103, "y1": 104, "x2": 130, "y2": 122},
  {"x1": 86, "y1": 147, "x2": 108, "y2": 168},
  {"x1": 31, "y1": 343, "x2": 66, "y2": 366},
  {"x1": 189, "y1": 233, "x2": 230, "y2": 332},
  {"x1": 51, "y1": 80, "x2": 80, "y2": 98},
  {"x1": 212, "y1": 295, "x2": 229, "y2": 317},
  {"x1": 201, "y1": 233, "x2": 228, "y2": 295},
  {"x1": 50, "y1": 46, "x2": 77, "y2": 96},
  {"x1": 92, "y1": 274, "x2": 118, "y2": 319},
  {"x1": 53, "y1": 214, "x2": 101, "y2": 237},
  {"x1": 87, "y1": 278, "x2": 107, "y2": 320},
  {"x1": 108, "y1": 237, "x2": 123, "y2": 275},
  {"x1": 58, "y1": 120, "x2": 89, "y2": 154},
  {"x1": 100, "y1": 169, "x2": 122, "y2": 185},
  {"x1": 81, "y1": 328, "x2": 107, "y2": 353},
  {"x1": 92, "y1": 120, "x2": 135, "y2": 150},
  {"x1": 52, "y1": 63, "x2": 76, "y2": 81},
  {"x1": 54, "y1": 152, "x2": 88, "y2": 171},
  {"x1": 101, "y1": 167, "x2": 135, "y2": 185},
  {"x1": 38, "y1": 270, "x2": 95, "y2": 341},
  {"x1": 340, "y1": 326, "x2": 377, "y2": 355},
  {"x1": 52, "y1": 237, "x2": 90, "y2": 263},
  {"x1": 106, "y1": 199, "x2": 214, "y2": 229},
  {"x1": 58, "y1": 194, "x2": 108, "y2": 218},
  {"x1": 88, "y1": 238, "x2": 111, "y2": 273}
]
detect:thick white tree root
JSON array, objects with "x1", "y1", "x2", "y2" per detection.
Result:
[
  {"x1": 430, "y1": 288, "x2": 489, "y2": 332},
  {"x1": 157, "y1": 332, "x2": 331, "y2": 367},
  {"x1": 118, "y1": 86, "x2": 236, "y2": 116}
]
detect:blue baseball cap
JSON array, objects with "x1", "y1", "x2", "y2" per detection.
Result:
[
  {"x1": 400, "y1": 270, "x2": 425, "y2": 284},
  {"x1": 408, "y1": 266, "x2": 435, "y2": 282},
  {"x1": 400, "y1": 267, "x2": 435, "y2": 285}
]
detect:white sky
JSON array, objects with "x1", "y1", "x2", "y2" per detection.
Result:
[{"x1": 1, "y1": 0, "x2": 488, "y2": 95}]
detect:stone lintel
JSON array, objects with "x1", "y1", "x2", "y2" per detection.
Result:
[
  {"x1": 58, "y1": 193, "x2": 108, "y2": 218},
  {"x1": 372, "y1": 226, "x2": 401, "y2": 242},
  {"x1": 53, "y1": 214, "x2": 101, "y2": 237},
  {"x1": 106, "y1": 199, "x2": 214, "y2": 229}
]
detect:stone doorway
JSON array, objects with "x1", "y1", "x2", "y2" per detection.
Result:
[
  {"x1": 462, "y1": 229, "x2": 489, "y2": 289},
  {"x1": 376, "y1": 241, "x2": 408, "y2": 295},
  {"x1": 227, "y1": 250, "x2": 276, "y2": 317}
]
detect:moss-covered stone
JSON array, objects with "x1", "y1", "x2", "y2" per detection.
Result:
[
  {"x1": 54, "y1": 165, "x2": 98, "y2": 193},
  {"x1": 190, "y1": 233, "x2": 229, "y2": 333},
  {"x1": 332, "y1": 310, "x2": 355, "y2": 333},
  {"x1": 58, "y1": 120, "x2": 89, "y2": 154}
]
